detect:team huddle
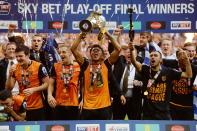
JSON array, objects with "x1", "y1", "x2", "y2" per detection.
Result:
[{"x1": 0, "y1": 26, "x2": 197, "y2": 121}]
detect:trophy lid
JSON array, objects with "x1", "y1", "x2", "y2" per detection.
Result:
[{"x1": 79, "y1": 20, "x2": 92, "y2": 33}]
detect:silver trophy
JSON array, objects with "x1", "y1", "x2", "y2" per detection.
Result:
[{"x1": 79, "y1": 11, "x2": 106, "y2": 41}]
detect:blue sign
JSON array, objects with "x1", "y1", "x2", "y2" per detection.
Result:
[
  {"x1": 15, "y1": 125, "x2": 40, "y2": 131},
  {"x1": 135, "y1": 124, "x2": 160, "y2": 131},
  {"x1": 0, "y1": 120, "x2": 196, "y2": 131},
  {"x1": 0, "y1": 0, "x2": 197, "y2": 33}
]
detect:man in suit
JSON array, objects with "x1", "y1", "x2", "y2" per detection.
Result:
[
  {"x1": 30, "y1": 34, "x2": 44, "y2": 63},
  {"x1": 112, "y1": 45, "x2": 143, "y2": 120},
  {"x1": 30, "y1": 34, "x2": 60, "y2": 74},
  {"x1": 0, "y1": 42, "x2": 18, "y2": 93}
]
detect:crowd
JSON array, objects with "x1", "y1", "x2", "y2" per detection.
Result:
[{"x1": 0, "y1": 25, "x2": 197, "y2": 121}]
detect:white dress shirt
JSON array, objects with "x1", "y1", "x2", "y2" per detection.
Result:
[{"x1": 6, "y1": 59, "x2": 19, "y2": 95}]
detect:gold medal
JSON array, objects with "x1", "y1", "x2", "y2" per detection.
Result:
[
  {"x1": 64, "y1": 89, "x2": 69, "y2": 97},
  {"x1": 63, "y1": 88, "x2": 67, "y2": 93},
  {"x1": 97, "y1": 83, "x2": 103, "y2": 88},
  {"x1": 89, "y1": 86, "x2": 93, "y2": 91},
  {"x1": 144, "y1": 90, "x2": 148, "y2": 95},
  {"x1": 65, "y1": 93, "x2": 69, "y2": 97}
]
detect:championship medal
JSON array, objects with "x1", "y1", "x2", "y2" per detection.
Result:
[
  {"x1": 144, "y1": 90, "x2": 148, "y2": 95},
  {"x1": 89, "y1": 85, "x2": 93, "y2": 91}
]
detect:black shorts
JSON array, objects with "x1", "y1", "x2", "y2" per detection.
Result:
[
  {"x1": 26, "y1": 108, "x2": 45, "y2": 121},
  {"x1": 80, "y1": 106, "x2": 112, "y2": 120},
  {"x1": 55, "y1": 106, "x2": 79, "y2": 120},
  {"x1": 170, "y1": 104, "x2": 193, "y2": 120}
]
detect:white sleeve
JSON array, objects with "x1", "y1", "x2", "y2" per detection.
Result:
[{"x1": 193, "y1": 75, "x2": 197, "y2": 86}]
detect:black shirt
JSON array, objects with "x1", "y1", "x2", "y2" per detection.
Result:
[
  {"x1": 141, "y1": 65, "x2": 182, "y2": 120},
  {"x1": 171, "y1": 64, "x2": 197, "y2": 107}
]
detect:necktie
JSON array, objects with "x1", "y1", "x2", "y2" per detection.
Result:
[
  {"x1": 7, "y1": 60, "x2": 14, "y2": 79},
  {"x1": 122, "y1": 65, "x2": 129, "y2": 92},
  {"x1": 35, "y1": 52, "x2": 40, "y2": 61}
]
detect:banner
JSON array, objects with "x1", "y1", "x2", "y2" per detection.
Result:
[
  {"x1": 0, "y1": 120, "x2": 196, "y2": 131},
  {"x1": 0, "y1": 0, "x2": 197, "y2": 33}
]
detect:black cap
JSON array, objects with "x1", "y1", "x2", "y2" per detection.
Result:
[{"x1": 0, "y1": 89, "x2": 12, "y2": 101}]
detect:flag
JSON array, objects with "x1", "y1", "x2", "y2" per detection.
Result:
[
  {"x1": 40, "y1": 33, "x2": 61, "y2": 73},
  {"x1": 142, "y1": 42, "x2": 162, "y2": 66},
  {"x1": 193, "y1": 91, "x2": 197, "y2": 120}
]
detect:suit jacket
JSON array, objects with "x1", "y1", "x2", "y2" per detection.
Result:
[
  {"x1": 113, "y1": 55, "x2": 130, "y2": 95},
  {"x1": 30, "y1": 49, "x2": 45, "y2": 63},
  {"x1": 0, "y1": 58, "x2": 9, "y2": 91},
  {"x1": 113, "y1": 55, "x2": 142, "y2": 98}
]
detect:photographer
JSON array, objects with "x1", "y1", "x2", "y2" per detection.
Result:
[{"x1": 0, "y1": 89, "x2": 26, "y2": 121}]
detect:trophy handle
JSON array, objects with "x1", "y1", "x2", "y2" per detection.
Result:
[{"x1": 98, "y1": 28, "x2": 107, "y2": 41}]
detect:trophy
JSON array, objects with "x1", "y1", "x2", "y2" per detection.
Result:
[
  {"x1": 79, "y1": 11, "x2": 106, "y2": 41},
  {"x1": 7, "y1": 24, "x2": 17, "y2": 38},
  {"x1": 7, "y1": 24, "x2": 23, "y2": 43}
]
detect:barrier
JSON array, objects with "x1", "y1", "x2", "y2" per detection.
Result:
[{"x1": 0, "y1": 120, "x2": 196, "y2": 131}]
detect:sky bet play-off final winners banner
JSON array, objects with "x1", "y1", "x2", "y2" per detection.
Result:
[{"x1": 0, "y1": 0, "x2": 197, "y2": 33}]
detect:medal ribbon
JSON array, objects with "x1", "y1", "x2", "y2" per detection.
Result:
[
  {"x1": 62, "y1": 64, "x2": 73, "y2": 88},
  {"x1": 90, "y1": 63, "x2": 101, "y2": 87}
]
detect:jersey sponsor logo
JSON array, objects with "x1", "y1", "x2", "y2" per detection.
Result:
[
  {"x1": 0, "y1": 1, "x2": 11, "y2": 15},
  {"x1": 42, "y1": 67, "x2": 48, "y2": 76},
  {"x1": 105, "y1": 124, "x2": 130, "y2": 131},
  {"x1": 147, "y1": 83, "x2": 166, "y2": 102},
  {"x1": 172, "y1": 78, "x2": 191, "y2": 95},
  {"x1": 0, "y1": 20, "x2": 18, "y2": 29},
  {"x1": 46, "y1": 125, "x2": 70, "y2": 131},
  {"x1": 135, "y1": 124, "x2": 160, "y2": 131},
  {"x1": 166, "y1": 124, "x2": 190, "y2": 131},
  {"x1": 146, "y1": 21, "x2": 166, "y2": 30},
  {"x1": 171, "y1": 21, "x2": 191, "y2": 30},
  {"x1": 76, "y1": 124, "x2": 99, "y2": 131},
  {"x1": 48, "y1": 21, "x2": 67, "y2": 29}
]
